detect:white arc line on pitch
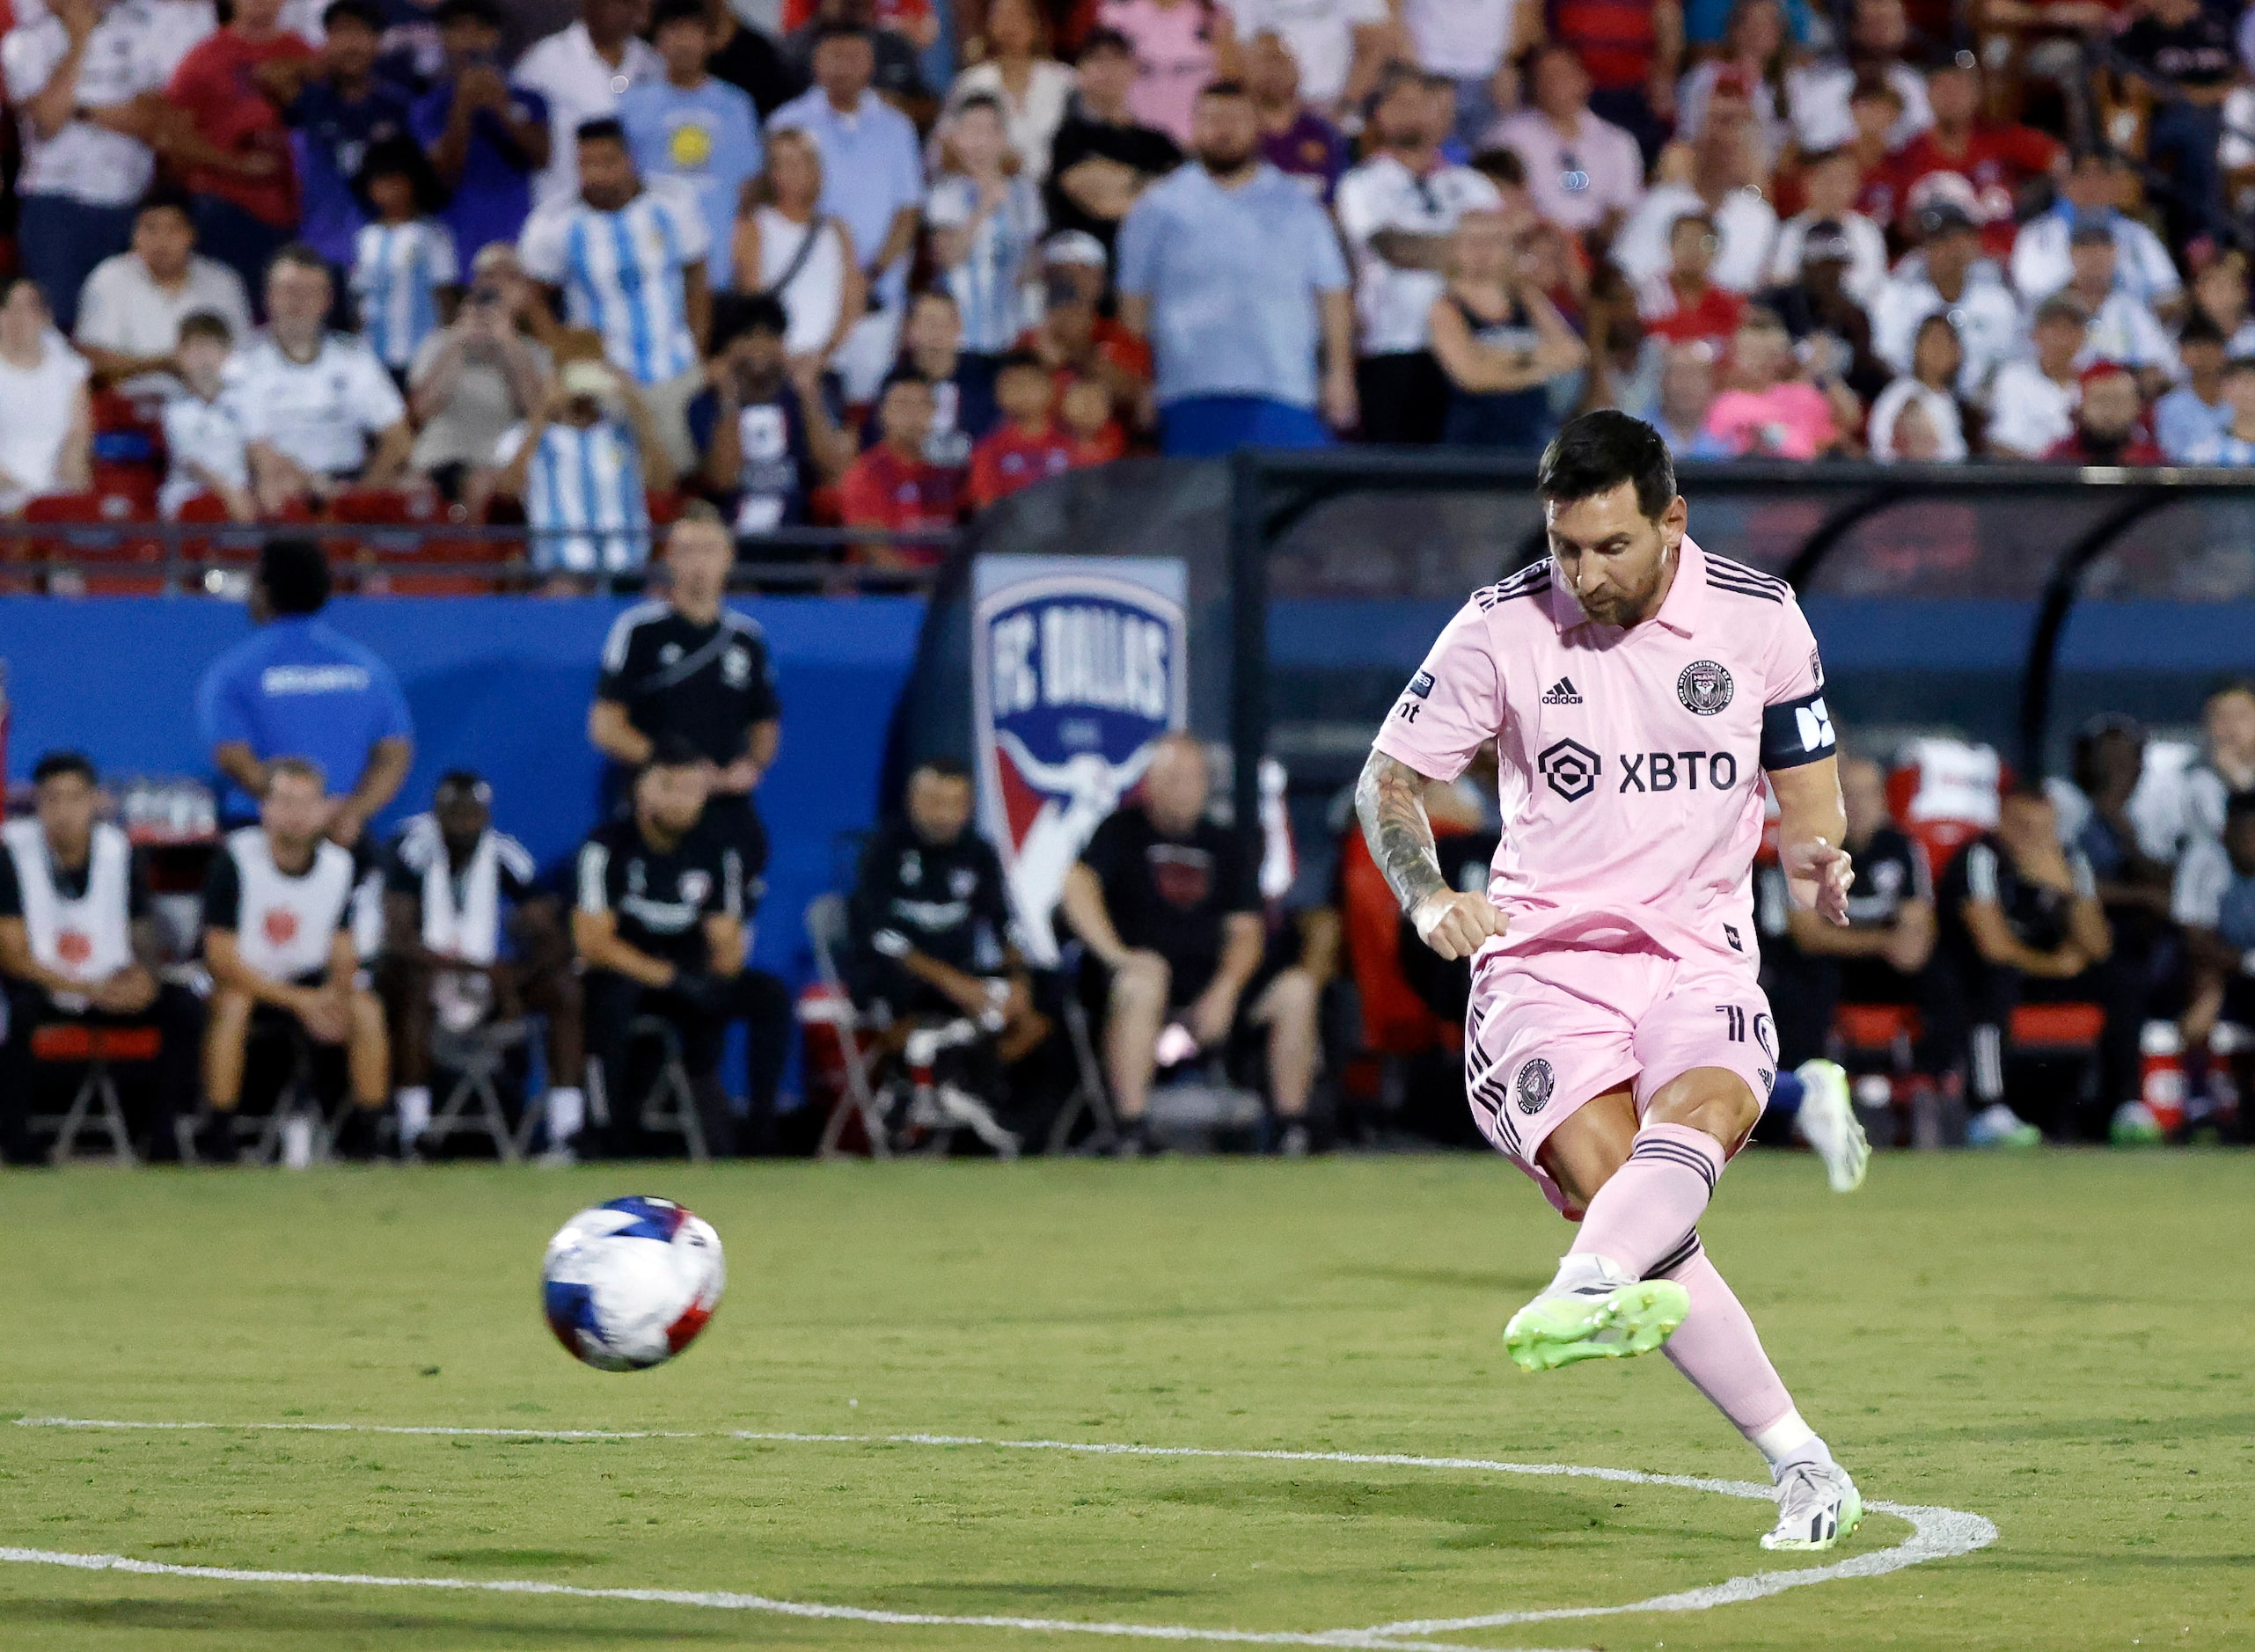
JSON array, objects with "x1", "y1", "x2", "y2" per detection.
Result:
[{"x1": 10, "y1": 1416, "x2": 1998, "y2": 1641}]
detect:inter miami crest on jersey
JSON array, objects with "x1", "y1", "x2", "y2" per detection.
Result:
[{"x1": 1678, "y1": 660, "x2": 1735, "y2": 715}]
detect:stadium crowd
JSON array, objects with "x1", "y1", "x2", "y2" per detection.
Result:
[{"x1": 5, "y1": 0, "x2": 2255, "y2": 575}]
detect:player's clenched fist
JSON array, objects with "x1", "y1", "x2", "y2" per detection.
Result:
[{"x1": 1410, "y1": 888, "x2": 1509, "y2": 960}]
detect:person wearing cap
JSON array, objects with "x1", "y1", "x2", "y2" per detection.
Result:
[
  {"x1": 2059, "y1": 221, "x2": 2176, "y2": 394},
  {"x1": 1885, "y1": 59, "x2": 2061, "y2": 263},
  {"x1": 409, "y1": 243, "x2": 556, "y2": 512},
  {"x1": 1485, "y1": 40, "x2": 1643, "y2": 239},
  {"x1": 1985, "y1": 293, "x2": 2087, "y2": 459},
  {"x1": 1021, "y1": 250, "x2": 1155, "y2": 434},
  {"x1": 1764, "y1": 147, "x2": 1887, "y2": 311},
  {"x1": 1671, "y1": 4, "x2": 1789, "y2": 164},
  {"x1": 2045, "y1": 361, "x2": 2163, "y2": 465},
  {"x1": 1247, "y1": 28, "x2": 1348, "y2": 204},
  {"x1": 492, "y1": 333, "x2": 673, "y2": 583},
  {"x1": 2010, "y1": 150, "x2": 2183, "y2": 311},
  {"x1": 1869, "y1": 201, "x2": 2020, "y2": 399},
  {"x1": 412, "y1": 0, "x2": 554, "y2": 267},
  {"x1": 1043, "y1": 27, "x2": 1182, "y2": 260},
  {"x1": 1753, "y1": 226, "x2": 1893, "y2": 408}
]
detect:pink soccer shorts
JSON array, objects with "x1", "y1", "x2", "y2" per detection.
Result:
[{"x1": 1463, "y1": 938, "x2": 1778, "y2": 1217}]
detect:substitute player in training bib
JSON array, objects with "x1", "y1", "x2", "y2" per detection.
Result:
[{"x1": 1356, "y1": 411, "x2": 1869, "y2": 1553}]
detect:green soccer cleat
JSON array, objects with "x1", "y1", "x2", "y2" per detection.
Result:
[
  {"x1": 1503, "y1": 1277, "x2": 1691, "y2": 1373},
  {"x1": 1761, "y1": 1459, "x2": 1863, "y2": 1551}
]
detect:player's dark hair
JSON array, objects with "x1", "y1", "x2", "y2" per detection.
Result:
[
  {"x1": 1537, "y1": 411, "x2": 1677, "y2": 523},
  {"x1": 33, "y1": 750, "x2": 98, "y2": 787},
  {"x1": 643, "y1": 735, "x2": 707, "y2": 774},
  {"x1": 436, "y1": 769, "x2": 489, "y2": 798},
  {"x1": 259, "y1": 538, "x2": 333, "y2": 616}
]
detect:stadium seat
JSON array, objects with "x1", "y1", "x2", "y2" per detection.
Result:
[
  {"x1": 362, "y1": 532, "x2": 516, "y2": 596},
  {"x1": 21, "y1": 491, "x2": 168, "y2": 596},
  {"x1": 2010, "y1": 1001, "x2": 2106, "y2": 1051},
  {"x1": 585, "y1": 1016, "x2": 711, "y2": 1162},
  {"x1": 26, "y1": 1022, "x2": 155, "y2": 1165},
  {"x1": 798, "y1": 893, "x2": 892, "y2": 1160}
]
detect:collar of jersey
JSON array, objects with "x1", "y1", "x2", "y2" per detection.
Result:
[{"x1": 1550, "y1": 536, "x2": 1705, "y2": 638}]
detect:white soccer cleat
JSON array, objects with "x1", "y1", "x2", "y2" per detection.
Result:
[
  {"x1": 1792, "y1": 1058, "x2": 1869, "y2": 1193},
  {"x1": 1761, "y1": 1458, "x2": 1863, "y2": 1551}
]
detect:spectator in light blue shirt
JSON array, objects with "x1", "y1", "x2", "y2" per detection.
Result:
[
  {"x1": 765, "y1": 23, "x2": 925, "y2": 398},
  {"x1": 618, "y1": 0, "x2": 764, "y2": 291},
  {"x1": 2189, "y1": 356, "x2": 2255, "y2": 466},
  {"x1": 195, "y1": 539, "x2": 416, "y2": 844},
  {"x1": 2156, "y1": 315, "x2": 2233, "y2": 462},
  {"x1": 1115, "y1": 80, "x2": 1356, "y2": 457}
]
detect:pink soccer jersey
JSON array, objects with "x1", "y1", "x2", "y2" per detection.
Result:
[{"x1": 1371, "y1": 536, "x2": 1835, "y2": 969}]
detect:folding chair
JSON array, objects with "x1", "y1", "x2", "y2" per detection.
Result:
[
  {"x1": 1045, "y1": 940, "x2": 1121, "y2": 1156},
  {"x1": 586, "y1": 1015, "x2": 710, "y2": 1162},
  {"x1": 799, "y1": 893, "x2": 891, "y2": 1159},
  {"x1": 27, "y1": 1023, "x2": 150, "y2": 1165},
  {"x1": 426, "y1": 1018, "x2": 530, "y2": 1163}
]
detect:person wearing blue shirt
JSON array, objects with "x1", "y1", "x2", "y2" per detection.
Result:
[
  {"x1": 285, "y1": 1, "x2": 418, "y2": 276},
  {"x1": 1115, "y1": 80, "x2": 1357, "y2": 458},
  {"x1": 411, "y1": 0, "x2": 553, "y2": 267},
  {"x1": 2156, "y1": 315, "x2": 2232, "y2": 462},
  {"x1": 618, "y1": 0, "x2": 762, "y2": 291},
  {"x1": 195, "y1": 539, "x2": 417, "y2": 848}
]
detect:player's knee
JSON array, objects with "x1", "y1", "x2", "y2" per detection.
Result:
[{"x1": 1644, "y1": 1068, "x2": 1761, "y2": 1147}]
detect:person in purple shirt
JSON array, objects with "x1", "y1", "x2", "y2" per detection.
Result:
[
  {"x1": 285, "y1": 1, "x2": 418, "y2": 275},
  {"x1": 1246, "y1": 29, "x2": 1347, "y2": 203},
  {"x1": 410, "y1": 0, "x2": 553, "y2": 266}
]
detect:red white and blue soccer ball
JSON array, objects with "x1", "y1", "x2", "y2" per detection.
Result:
[{"x1": 541, "y1": 1196, "x2": 725, "y2": 1371}]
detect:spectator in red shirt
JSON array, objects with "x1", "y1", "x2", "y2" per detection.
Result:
[
  {"x1": 1636, "y1": 209, "x2": 1746, "y2": 347},
  {"x1": 165, "y1": 0, "x2": 317, "y2": 307},
  {"x1": 839, "y1": 369, "x2": 961, "y2": 567},
  {"x1": 2046, "y1": 361, "x2": 2163, "y2": 464},
  {"x1": 969, "y1": 352, "x2": 1077, "y2": 508},
  {"x1": 1059, "y1": 374, "x2": 1127, "y2": 462},
  {"x1": 1842, "y1": 74, "x2": 1908, "y2": 227},
  {"x1": 1889, "y1": 62, "x2": 2061, "y2": 259}
]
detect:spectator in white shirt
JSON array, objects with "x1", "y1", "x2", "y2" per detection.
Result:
[
  {"x1": 1783, "y1": 0, "x2": 1932, "y2": 152},
  {"x1": 1335, "y1": 65, "x2": 1501, "y2": 444},
  {"x1": 941, "y1": 0, "x2": 1077, "y2": 177},
  {"x1": 229, "y1": 245, "x2": 414, "y2": 513},
  {"x1": 1610, "y1": 88, "x2": 1776, "y2": 293},
  {"x1": 1221, "y1": 0, "x2": 1392, "y2": 120},
  {"x1": 74, "y1": 195, "x2": 253, "y2": 387},
  {"x1": 2010, "y1": 150, "x2": 2183, "y2": 311},
  {"x1": 159, "y1": 310, "x2": 256, "y2": 519},
  {"x1": 1486, "y1": 41, "x2": 1644, "y2": 241},
  {"x1": 1402, "y1": 0, "x2": 1537, "y2": 152},
  {"x1": 2, "y1": 0, "x2": 172, "y2": 334},
  {"x1": 731, "y1": 127, "x2": 864, "y2": 370},
  {"x1": 511, "y1": 0, "x2": 663, "y2": 212},
  {"x1": 518, "y1": 119, "x2": 712, "y2": 471},
  {"x1": 1765, "y1": 147, "x2": 1888, "y2": 311},
  {"x1": 1984, "y1": 293, "x2": 2086, "y2": 459},
  {"x1": 0, "y1": 277, "x2": 94, "y2": 515},
  {"x1": 1870, "y1": 202, "x2": 2021, "y2": 399},
  {"x1": 2056, "y1": 223, "x2": 2177, "y2": 391},
  {"x1": 1869, "y1": 312, "x2": 1971, "y2": 461},
  {"x1": 1676, "y1": 7, "x2": 1790, "y2": 166}
]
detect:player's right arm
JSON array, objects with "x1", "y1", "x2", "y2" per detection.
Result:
[{"x1": 1355, "y1": 750, "x2": 1507, "y2": 961}]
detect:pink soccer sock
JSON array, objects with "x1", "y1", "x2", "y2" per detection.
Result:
[
  {"x1": 1652, "y1": 1246, "x2": 1799, "y2": 1450},
  {"x1": 1566, "y1": 1122, "x2": 1725, "y2": 1280}
]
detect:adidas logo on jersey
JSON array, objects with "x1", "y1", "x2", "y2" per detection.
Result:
[{"x1": 1541, "y1": 676, "x2": 1583, "y2": 705}]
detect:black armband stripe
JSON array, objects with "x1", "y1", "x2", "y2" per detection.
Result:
[{"x1": 1761, "y1": 688, "x2": 1837, "y2": 771}]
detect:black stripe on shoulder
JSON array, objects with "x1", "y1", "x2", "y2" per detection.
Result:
[
  {"x1": 1475, "y1": 566, "x2": 1552, "y2": 610},
  {"x1": 1705, "y1": 552, "x2": 1789, "y2": 586},
  {"x1": 1705, "y1": 574, "x2": 1785, "y2": 604}
]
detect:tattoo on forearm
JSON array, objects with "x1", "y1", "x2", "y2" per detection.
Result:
[{"x1": 1355, "y1": 751, "x2": 1447, "y2": 915}]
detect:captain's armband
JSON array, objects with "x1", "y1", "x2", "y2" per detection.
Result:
[{"x1": 1761, "y1": 688, "x2": 1836, "y2": 771}]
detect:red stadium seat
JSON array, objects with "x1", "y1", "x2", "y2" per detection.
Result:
[
  {"x1": 21, "y1": 492, "x2": 167, "y2": 595},
  {"x1": 363, "y1": 533, "x2": 516, "y2": 596}
]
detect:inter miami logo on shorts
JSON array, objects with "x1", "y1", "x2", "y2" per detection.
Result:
[
  {"x1": 1515, "y1": 1057, "x2": 1555, "y2": 1115},
  {"x1": 1677, "y1": 660, "x2": 1734, "y2": 716},
  {"x1": 1538, "y1": 737, "x2": 1601, "y2": 801}
]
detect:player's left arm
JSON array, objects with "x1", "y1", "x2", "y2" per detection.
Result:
[{"x1": 1761, "y1": 600, "x2": 1850, "y2": 925}]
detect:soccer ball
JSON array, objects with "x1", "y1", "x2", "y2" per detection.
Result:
[{"x1": 541, "y1": 1196, "x2": 725, "y2": 1371}]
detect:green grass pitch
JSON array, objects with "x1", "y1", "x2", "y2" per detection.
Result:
[{"x1": 2, "y1": 1151, "x2": 2251, "y2": 1650}]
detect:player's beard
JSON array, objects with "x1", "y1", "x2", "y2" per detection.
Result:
[{"x1": 1574, "y1": 542, "x2": 1673, "y2": 628}]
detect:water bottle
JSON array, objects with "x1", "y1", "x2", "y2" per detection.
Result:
[{"x1": 282, "y1": 1114, "x2": 314, "y2": 1169}]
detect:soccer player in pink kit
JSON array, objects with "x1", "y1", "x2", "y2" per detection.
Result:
[{"x1": 1356, "y1": 412, "x2": 1868, "y2": 1552}]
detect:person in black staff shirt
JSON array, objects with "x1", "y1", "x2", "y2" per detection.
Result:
[
  {"x1": 590, "y1": 507, "x2": 781, "y2": 903},
  {"x1": 1756, "y1": 754, "x2": 1937, "y2": 1072},
  {"x1": 847, "y1": 757, "x2": 1047, "y2": 1056},
  {"x1": 692, "y1": 295, "x2": 854, "y2": 538},
  {"x1": 377, "y1": 771, "x2": 585, "y2": 1160},
  {"x1": 1043, "y1": 28, "x2": 1182, "y2": 269},
  {"x1": 572, "y1": 738, "x2": 792, "y2": 1156},
  {"x1": 1058, "y1": 732, "x2": 1322, "y2": 1154},
  {"x1": 0, "y1": 752, "x2": 205, "y2": 1164},
  {"x1": 201, "y1": 757, "x2": 391, "y2": 1161},
  {"x1": 1930, "y1": 784, "x2": 2121, "y2": 1143}
]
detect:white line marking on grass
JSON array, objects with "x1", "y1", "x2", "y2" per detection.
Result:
[{"x1": 9, "y1": 1417, "x2": 1998, "y2": 1647}]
